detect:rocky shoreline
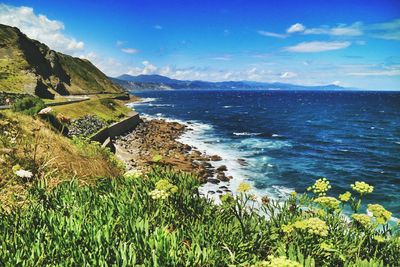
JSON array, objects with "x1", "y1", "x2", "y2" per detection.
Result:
[{"x1": 114, "y1": 118, "x2": 236, "y2": 194}]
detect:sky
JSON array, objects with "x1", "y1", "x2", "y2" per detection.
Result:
[{"x1": 0, "y1": 0, "x2": 400, "y2": 90}]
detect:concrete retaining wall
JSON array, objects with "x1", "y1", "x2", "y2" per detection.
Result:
[{"x1": 90, "y1": 112, "x2": 141, "y2": 145}]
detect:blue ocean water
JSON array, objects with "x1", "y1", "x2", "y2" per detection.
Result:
[{"x1": 129, "y1": 90, "x2": 400, "y2": 217}]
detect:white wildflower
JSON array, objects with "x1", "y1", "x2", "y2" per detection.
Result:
[{"x1": 15, "y1": 169, "x2": 33, "y2": 179}]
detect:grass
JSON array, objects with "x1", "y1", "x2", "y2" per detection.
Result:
[
  {"x1": 0, "y1": 166, "x2": 398, "y2": 266},
  {"x1": 0, "y1": 110, "x2": 124, "y2": 208},
  {"x1": 51, "y1": 97, "x2": 132, "y2": 123}
]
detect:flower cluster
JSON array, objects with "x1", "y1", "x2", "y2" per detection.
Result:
[
  {"x1": 293, "y1": 217, "x2": 329, "y2": 237},
  {"x1": 148, "y1": 189, "x2": 170, "y2": 200},
  {"x1": 148, "y1": 179, "x2": 178, "y2": 200},
  {"x1": 237, "y1": 182, "x2": 251, "y2": 193},
  {"x1": 351, "y1": 181, "x2": 373, "y2": 195},
  {"x1": 155, "y1": 179, "x2": 178, "y2": 193},
  {"x1": 339, "y1": 191, "x2": 351, "y2": 202},
  {"x1": 368, "y1": 204, "x2": 392, "y2": 224},
  {"x1": 123, "y1": 169, "x2": 142, "y2": 179},
  {"x1": 264, "y1": 255, "x2": 301, "y2": 267},
  {"x1": 373, "y1": 235, "x2": 385, "y2": 243},
  {"x1": 13, "y1": 165, "x2": 33, "y2": 179},
  {"x1": 307, "y1": 178, "x2": 331, "y2": 196},
  {"x1": 314, "y1": 196, "x2": 341, "y2": 210},
  {"x1": 281, "y1": 223, "x2": 294, "y2": 234},
  {"x1": 352, "y1": 214, "x2": 372, "y2": 228}
]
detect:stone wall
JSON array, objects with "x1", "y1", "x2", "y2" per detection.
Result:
[{"x1": 90, "y1": 112, "x2": 141, "y2": 146}]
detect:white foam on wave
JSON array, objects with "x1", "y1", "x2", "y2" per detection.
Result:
[
  {"x1": 126, "y1": 98, "x2": 158, "y2": 107},
  {"x1": 233, "y1": 132, "x2": 261, "y2": 136},
  {"x1": 130, "y1": 109, "x2": 294, "y2": 203},
  {"x1": 239, "y1": 138, "x2": 292, "y2": 150},
  {"x1": 148, "y1": 103, "x2": 175, "y2": 107}
]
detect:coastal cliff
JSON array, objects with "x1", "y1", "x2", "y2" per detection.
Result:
[{"x1": 0, "y1": 24, "x2": 123, "y2": 98}]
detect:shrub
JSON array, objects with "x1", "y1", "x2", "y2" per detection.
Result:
[
  {"x1": 0, "y1": 169, "x2": 398, "y2": 266},
  {"x1": 11, "y1": 96, "x2": 46, "y2": 115}
]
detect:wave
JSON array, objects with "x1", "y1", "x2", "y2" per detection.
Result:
[
  {"x1": 233, "y1": 132, "x2": 261, "y2": 136},
  {"x1": 239, "y1": 138, "x2": 292, "y2": 150},
  {"x1": 126, "y1": 98, "x2": 158, "y2": 107}
]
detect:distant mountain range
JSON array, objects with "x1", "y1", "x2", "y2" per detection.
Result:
[{"x1": 111, "y1": 74, "x2": 350, "y2": 91}]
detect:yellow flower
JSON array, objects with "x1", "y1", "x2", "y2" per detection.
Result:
[
  {"x1": 293, "y1": 217, "x2": 329, "y2": 237},
  {"x1": 148, "y1": 189, "x2": 170, "y2": 200},
  {"x1": 152, "y1": 154, "x2": 163, "y2": 162},
  {"x1": 282, "y1": 223, "x2": 294, "y2": 234},
  {"x1": 307, "y1": 178, "x2": 331, "y2": 196},
  {"x1": 265, "y1": 255, "x2": 302, "y2": 267},
  {"x1": 373, "y1": 235, "x2": 385, "y2": 243},
  {"x1": 351, "y1": 181, "x2": 373, "y2": 195},
  {"x1": 290, "y1": 191, "x2": 297, "y2": 198},
  {"x1": 237, "y1": 182, "x2": 251, "y2": 193},
  {"x1": 352, "y1": 213, "x2": 372, "y2": 227},
  {"x1": 123, "y1": 169, "x2": 142, "y2": 179},
  {"x1": 314, "y1": 196, "x2": 341, "y2": 210},
  {"x1": 155, "y1": 179, "x2": 178, "y2": 194},
  {"x1": 339, "y1": 191, "x2": 351, "y2": 202},
  {"x1": 368, "y1": 204, "x2": 392, "y2": 224},
  {"x1": 12, "y1": 164, "x2": 21, "y2": 173}
]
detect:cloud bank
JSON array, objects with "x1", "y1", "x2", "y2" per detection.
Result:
[{"x1": 0, "y1": 4, "x2": 84, "y2": 53}]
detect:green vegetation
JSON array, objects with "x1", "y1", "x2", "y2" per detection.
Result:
[
  {"x1": 0, "y1": 24, "x2": 123, "y2": 96},
  {"x1": 0, "y1": 111, "x2": 124, "y2": 207},
  {"x1": 0, "y1": 163, "x2": 398, "y2": 266},
  {"x1": 52, "y1": 98, "x2": 132, "y2": 123},
  {"x1": 11, "y1": 95, "x2": 45, "y2": 115}
]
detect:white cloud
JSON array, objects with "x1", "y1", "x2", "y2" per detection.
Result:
[
  {"x1": 127, "y1": 60, "x2": 158, "y2": 75},
  {"x1": 368, "y1": 19, "x2": 400, "y2": 40},
  {"x1": 0, "y1": 4, "x2": 84, "y2": 53},
  {"x1": 121, "y1": 48, "x2": 139, "y2": 54},
  {"x1": 284, "y1": 41, "x2": 351, "y2": 53},
  {"x1": 348, "y1": 70, "x2": 400, "y2": 76},
  {"x1": 280, "y1": 71, "x2": 297, "y2": 78},
  {"x1": 304, "y1": 23, "x2": 363, "y2": 36},
  {"x1": 210, "y1": 55, "x2": 232, "y2": 61},
  {"x1": 79, "y1": 52, "x2": 127, "y2": 77},
  {"x1": 153, "y1": 25, "x2": 163, "y2": 30},
  {"x1": 116, "y1": 40, "x2": 125, "y2": 46},
  {"x1": 287, "y1": 23, "x2": 305, "y2": 33},
  {"x1": 258, "y1": 30, "x2": 287, "y2": 38}
]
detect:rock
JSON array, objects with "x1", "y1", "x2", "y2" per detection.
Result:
[
  {"x1": 208, "y1": 190, "x2": 215, "y2": 194},
  {"x1": 216, "y1": 165, "x2": 227, "y2": 172},
  {"x1": 210, "y1": 155, "x2": 222, "y2": 161},
  {"x1": 219, "y1": 186, "x2": 228, "y2": 190},
  {"x1": 217, "y1": 173, "x2": 230, "y2": 182},
  {"x1": 216, "y1": 190, "x2": 223, "y2": 194},
  {"x1": 237, "y1": 158, "x2": 248, "y2": 166},
  {"x1": 207, "y1": 178, "x2": 220, "y2": 184}
]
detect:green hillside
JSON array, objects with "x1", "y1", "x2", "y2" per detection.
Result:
[{"x1": 0, "y1": 24, "x2": 123, "y2": 98}]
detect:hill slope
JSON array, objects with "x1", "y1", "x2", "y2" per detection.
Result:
[{"x1": 0, "y1": 24, "x2": 123, "y2": 98}]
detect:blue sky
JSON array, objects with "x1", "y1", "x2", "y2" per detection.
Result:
[{"x1": 0, "y1": 0, "x2": 400, "y2": 89}]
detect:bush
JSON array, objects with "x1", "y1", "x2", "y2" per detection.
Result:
[
  {"x1": 11, "y1": 96, "x2": 45, "y2": 115},
  {"x1": 0, "y1": 168, "x2": 398, "y2": 266}
]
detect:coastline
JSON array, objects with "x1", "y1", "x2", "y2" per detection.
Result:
[{"x1": 114, "y1": 115, "x2": 237, "y2": 196}]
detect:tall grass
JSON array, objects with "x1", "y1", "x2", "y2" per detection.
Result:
[{"x1": 0, "y1": 167, "x2": 398, "y2": 266}]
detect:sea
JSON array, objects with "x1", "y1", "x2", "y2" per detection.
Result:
[{"x1": 128, "y1": 89, "x2": 400, "y2": 217}]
